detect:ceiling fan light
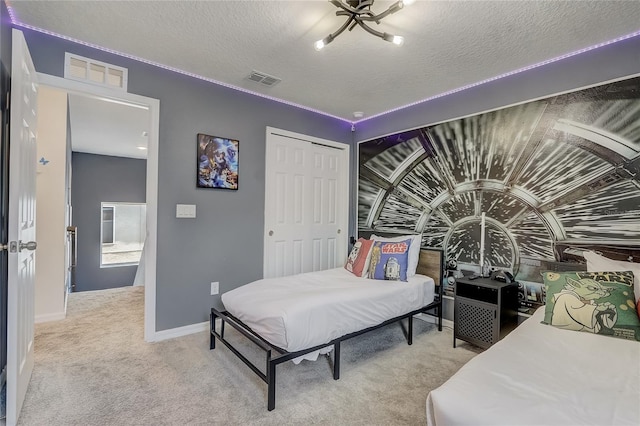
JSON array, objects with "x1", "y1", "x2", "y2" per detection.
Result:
[
  {"x1": 318, "y1": 1, "x2": 410, "y2": 49},
  {"x1": 315, "y1": 35, "x2": 334, "y2": 51},
  {"x1": 392, "y1": 35, "x2": 404, "y2": 46},
  {"x1": 383, "y1": 33, "x2": 404, "y2": 46}
]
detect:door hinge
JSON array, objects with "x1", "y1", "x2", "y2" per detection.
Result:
[{"x1": 1, "y1": 241, "x2": 18, "y2": 252}]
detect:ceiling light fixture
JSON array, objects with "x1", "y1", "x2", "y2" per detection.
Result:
[{"x1": 315, "y1": 0, "x2": 414, "y2": 50}]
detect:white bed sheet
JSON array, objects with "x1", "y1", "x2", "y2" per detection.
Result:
[
  {"x1": 426, "y1": 307, "x2": 640, "y2": 426},
  {"x1": 221, "y1": 268, "x2": 435, "y2": 357}
]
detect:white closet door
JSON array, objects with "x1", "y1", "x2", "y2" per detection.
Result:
[{"x1": 264, "y1": 128, "x2": 349, "y2": 279}]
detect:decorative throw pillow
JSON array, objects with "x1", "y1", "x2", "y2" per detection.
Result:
[
  {"x1": 370, "y1": 234, "x2": 422, "y2": 277},
  {"x1": 583, "y1": 250, "x2": 640, "y2": 303},
  {"x1": 367, "y1": 239, "x2": 411, "y2": 282},
  {"x1": 344, "y1": 238, "x2": 374, "y2": 277},
  {"x1": 541, "y1": 270, "x2": 640, "y2": 341}
]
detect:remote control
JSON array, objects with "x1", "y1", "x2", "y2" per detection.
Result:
[{"x1": 468, "y1": 274, "x2": 480, "y2": 280}]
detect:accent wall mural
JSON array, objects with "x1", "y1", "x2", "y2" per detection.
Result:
[{"x1": 358, "y1": 76, "x2": 640, "y2": 313}]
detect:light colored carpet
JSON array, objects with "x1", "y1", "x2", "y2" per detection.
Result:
[{"x1": 18, "y1": 286, "x2": 479, "y2": 425}]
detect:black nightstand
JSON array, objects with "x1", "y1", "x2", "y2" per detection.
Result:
[{"x1": 453, "y1": 276, "x2": 518, "y2": 349}]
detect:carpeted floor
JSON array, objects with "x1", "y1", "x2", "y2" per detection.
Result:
[{"x1": 17, "y1": 286, "x2": 479, "y2": 425}]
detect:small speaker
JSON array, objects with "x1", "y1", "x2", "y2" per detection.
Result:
[{"x1": 490, "y1": 270, "x2": 513, "y2": 283}]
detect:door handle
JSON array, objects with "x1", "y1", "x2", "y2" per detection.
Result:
[{"x1": 19, "y1": 240, "x2": 37, "y2": 251}]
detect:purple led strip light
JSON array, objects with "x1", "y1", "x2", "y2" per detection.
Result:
[
  {"x1": 7, "y1": 3, "x2": 640, "y2": 126},
  {"x1": 6, "y1": 5, "x2": 352, "y2": 125},
  {"x1": 356, "y1": 28, "x2": 640, "y2": 125}
]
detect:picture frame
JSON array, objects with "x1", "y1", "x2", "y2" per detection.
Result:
[{"x1": 197, "y1": 133, "x2": 239, "y2": 190}]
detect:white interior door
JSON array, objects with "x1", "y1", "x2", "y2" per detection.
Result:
[
  {"x1": 6, "y1": 29, "x2": 38, "y2": 426},
  {"x1": 264, "y1": 127, "x2": 349, "y2": 278}
]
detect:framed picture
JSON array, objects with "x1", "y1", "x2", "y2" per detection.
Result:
[{"x1": 197, "y1": 133, "x2": 239, "y2": 190}]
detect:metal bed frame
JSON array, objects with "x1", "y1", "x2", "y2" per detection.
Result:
[{"x1": 210, "y1": 248, "x2": 444, "y2": 411}]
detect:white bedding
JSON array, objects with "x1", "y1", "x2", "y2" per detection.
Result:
[
  {"x1": 222, "y1": 267, "x2": 435, "y2": 357},
  {"x1": 426, "y1": 307, "x2": 640, "y2": 426}
]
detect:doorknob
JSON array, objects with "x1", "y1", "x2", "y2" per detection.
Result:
[{"x1": 19, "y1": 240, "x2": 37, "y2": 251}]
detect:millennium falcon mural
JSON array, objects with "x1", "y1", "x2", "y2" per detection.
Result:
[{"x1": 358, "y1": 76, "x2": 640, "y2": 309}]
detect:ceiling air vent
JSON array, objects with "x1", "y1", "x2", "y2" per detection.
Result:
[{"x1": 246, "y1": 70, "x2": 281, "y2": 87}]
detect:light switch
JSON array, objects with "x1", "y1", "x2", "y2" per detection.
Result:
[{"x1": 176, "y1": 204, "x2": 196, "y2": 218}]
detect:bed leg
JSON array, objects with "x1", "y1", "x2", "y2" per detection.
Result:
[
  {"x1": 210, "y1": 309, "x2": 216, "y2": 350},
  {"x1": 267, "y1": 354, "x2": 276, "y2": 411},
  {"x1": 333, "y1": 342, "x2": 341, "y2": 380},
  {"x1": 438, "y1": 305, "x2": 443, "y2": 332},
  {"x1": 408, "y1": 315, "x2": 413, "y2": 345}
]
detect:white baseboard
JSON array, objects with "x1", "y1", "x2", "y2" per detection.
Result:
[
  {"x1": 151, "y1": 320, "x2": 209, "y2": 342},
  {"x1": 415, "y1": 313, "x2": 454, "y2": 329},
  {"x1": 35, "y1": 312, "x2": 66, "y2": 323}
]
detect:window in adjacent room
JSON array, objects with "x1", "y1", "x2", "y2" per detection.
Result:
[{"x1": 100, "y1": 202, "x2": 146, "y2": 267}]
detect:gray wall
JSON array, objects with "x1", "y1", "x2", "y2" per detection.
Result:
[
  {"x1": 354, "y1": 36, "x2": 640, "y2": 141},
  {"x1": 23, "y1": 28, "x2": 353, "y2": 331},
  {"x1": 23, "y1": 25, "x2": 639, "y2": 332},
  {"x1": 71, "y1": 152, "x2": 146, "y2": 292}
]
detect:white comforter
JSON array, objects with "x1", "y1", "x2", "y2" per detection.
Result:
[
  {"x1": 221, "y1": 268, "x2": 435, "y2": 355},
  {"x1": 426, "y1": 307, "x2": 640, "y2": 426}
]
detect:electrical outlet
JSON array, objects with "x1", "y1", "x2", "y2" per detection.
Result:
[{"x1": 211, "y1": 281, "x2": 219, "y2": 295}]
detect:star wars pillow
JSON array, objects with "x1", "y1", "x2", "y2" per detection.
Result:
[
  {"x1": 583, "y1": 250, "x2": 640, "y2": 303},
  {"x1": 370, "y1": 234, "x2": 422, "y2": 277},
  {"x1": 344, "y1": 238, "x2": 374, "y2": 277},
  {"x1": 367, "y1": 239, "x2": 411, "y2": 282},
  {"x1": 541, "y1": 270, "x2": 640, "y2": 341}
]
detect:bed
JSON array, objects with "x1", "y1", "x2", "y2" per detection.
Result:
[
  {"x1": 426, "y1": 307, "x2": 640, "y2": 426},
  {"x1": 210, "y1": 247, "x2": 444, "y2": 411}
]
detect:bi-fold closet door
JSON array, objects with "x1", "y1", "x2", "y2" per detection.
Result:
[{"x1": 263, "y1": 127, "x2": 349, "y2": 279}]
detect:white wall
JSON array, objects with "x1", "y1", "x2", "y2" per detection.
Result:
[{"x1": 35, "y1": 86, "x2": 68, "y2": 322}]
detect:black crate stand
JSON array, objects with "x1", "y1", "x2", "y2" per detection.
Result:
[{"x1": 454, "y1": 276, "x2": 518, "y2": 349}]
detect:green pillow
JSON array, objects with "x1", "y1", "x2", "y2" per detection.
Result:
[{"x1": 542, "y1": 271, "x2": 640, "y2": 341}]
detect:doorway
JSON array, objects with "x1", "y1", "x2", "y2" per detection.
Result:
[
  {"x1": 66, "y1": 90, "x2": 149, "y2": 293},
  {"x1": 37, "y1": 72, "x2": 159, "y2": 342}
]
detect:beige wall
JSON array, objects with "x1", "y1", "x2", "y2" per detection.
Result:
[{"x1": 35, "y1": 86, "x2": 68, "y2": 322}]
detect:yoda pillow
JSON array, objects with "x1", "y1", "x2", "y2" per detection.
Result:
[{"x1": 542, "y1": 270, "x2": 640, "y2": 341}]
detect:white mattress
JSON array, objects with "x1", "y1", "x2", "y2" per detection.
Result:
[
  {"x1": 427, "y1": 307, "x2": 640, "y2": 426},
  {"x1": 221, "y1": 267, "x2": 435, "y2": 354}
]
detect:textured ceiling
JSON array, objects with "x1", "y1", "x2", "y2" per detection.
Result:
[
  {"x1": 9, "y1": 0, "x2": 640, "y2": 121},
  {"x1": 68, "y1": 94, "x2": 149, "y2": 159}
]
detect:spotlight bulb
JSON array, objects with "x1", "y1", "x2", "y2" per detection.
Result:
[
  {"x1": 392, "y1": 35, "x2": 404, "y2": 46},
  {"x1": 314, "y1": 36, "x2": 333, "y2": 51}
]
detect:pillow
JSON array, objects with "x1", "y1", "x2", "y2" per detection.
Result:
[
  {"x1": 344, "y1": 238, "x2": 374, "y2": 277},
  {"x1": 541, "y1": 270, "x2": 640, "y2": 341},
  {"x1": 583, "y1": 251, "x2": 640, "y2": 303},
  {"x1": 370, "y1": 234, "x2": 422, "y2": 277},
  {"x1": 367, "y1": 239, "x2": 412, "y2": 282}
]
